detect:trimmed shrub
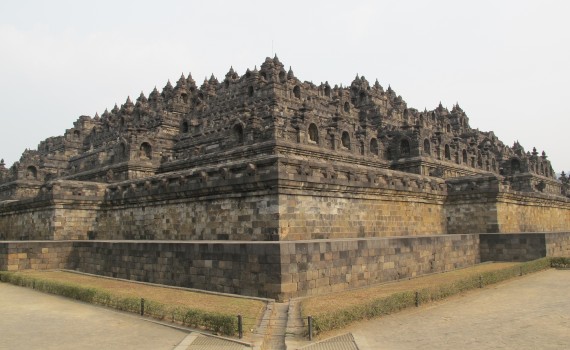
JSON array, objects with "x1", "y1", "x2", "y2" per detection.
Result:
[
  {"x1": 550, "y1": 257, "x2": 570, "y2": 268},
  {"x1": 305, "y1": 258, "x2": 553, "y2": 335}
]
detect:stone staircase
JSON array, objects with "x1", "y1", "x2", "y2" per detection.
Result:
[{"x1": 261, "y1": 301, "x2": 289, "y2": 350}]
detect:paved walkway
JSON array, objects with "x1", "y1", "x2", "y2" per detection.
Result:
[
  {"x1": 264, "y1": 301, "x2": 288, "y2": 349},
  {"x1": 0, "y1": 283, "x2": 249, "y2": 350},
  {"x1": 2, "y1": 269, "x2": 569, "y2": 349},
  {"x1": 344, "y1": 269, "x2": 570, "y2": 350}
]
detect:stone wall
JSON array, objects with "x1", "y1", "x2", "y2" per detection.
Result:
[
  {"x1": 0, "y1": 235, "x2": 479, "y2": 300},
  {"x1": 496, "y1": 194, "x2": 570, "y2": 233},
  {"x1": 277, "y1": 235, "x2": 480, "y2": 299},
  {"x1": 279, "y1": 194, "x2": 445, "y2": 240},
  {"x1": 446, "y1": 175, "x2": 570, "y2": 234},
  {"x1": 0, "y1": 241, "x2": 74, "y2": 271},
  {"x1": 445, "y1": 175, "x2": 502, "y2": 234},
  {"x1": 2, "y1": 233, "x2": 570, "y2": 300},
  {"x1": 0, "y1": 180, "x2": 105, "y2": 241},
  {"x1": 545, "y1": 232, "x2": 570, "y2": 257},
  {"x1": 70, "y1": 241, "x2": 282, "y2": 298},
  {"x1": 479, "y1": 233, "x2": 547, "y2": 262},
  {"x1": 480, "y1": 232, "x2": 570, "y2": 262},
  {"x1": 0, "y1": 202, "x2": 54, "y2": 240},
  {"x1": 277, "y1": 156, "x2": 447, "y2": 240},
  {"x1": 96, "y1": 195, "x2": 279, "y2": 241}
]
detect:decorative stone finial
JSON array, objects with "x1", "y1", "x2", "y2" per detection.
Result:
[
  {"x1": 176, "y1": 74, "x2": 186, "y2": 88},
  {"x1": 137, "y1": 92, "x2": 148, "y2": 103},
  {"x1": 164, "y1": 80, "x2": 173, "y2": 90},
  {"x1": 374, "y1": 79, "x2": 383, "y2": 91},
  {"x1": 287, "y1": 66, "x2": 295, "y2": 80},
  {"x1": 186, "y1": 73, "x2": 196, "y2": 86}
]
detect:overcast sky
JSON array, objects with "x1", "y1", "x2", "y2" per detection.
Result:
[{"x1": 1, "y1": 0, "x2": 569, "y2": 172}]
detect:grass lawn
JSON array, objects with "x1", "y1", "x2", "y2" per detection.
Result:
[{"x1": 302, "y1": 262, "x2": 519, "y2": 317}]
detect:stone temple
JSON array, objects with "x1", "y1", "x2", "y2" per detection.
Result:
[{"x1": 1, "y1": 56, "x2": 569, "y2": 300}]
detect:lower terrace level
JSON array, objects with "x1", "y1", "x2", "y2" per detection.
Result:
[{"x1": 1, "y1": 232, "x2": 569, "y2": 301}]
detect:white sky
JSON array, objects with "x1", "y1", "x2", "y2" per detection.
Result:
[{"x1": 1, "y1": 0, "x2": 569, "y2": 172}]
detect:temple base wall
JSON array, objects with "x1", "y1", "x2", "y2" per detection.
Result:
[
  {"x1": 480, "y1": 232, "x2": 570, "y2": 262},
  {"x1": 278, "y1": 193, "x2": 446, "y2": 240},
  {"x1": 0, "y1": 241, "x2": 74, "y2": 271},
  {"x1": 2, "y1": 233, "x2": 569, "y2": 300},
  {"x1": 96, "y1": 194, "x2": 280, "y2": 241},
  {"x1": 277, "y1": 235, "x2": 480, "y2": 299},
  {"x1": 496, "y1": 196, "x2": 570, "y2": 233},
  {"x1": 446, "y1": 176, "x2": 570, "y2": 234}
]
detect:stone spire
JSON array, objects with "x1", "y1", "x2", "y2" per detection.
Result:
[
  {"x1": 176, "y1": 73, "x2": 186, "y2": 88},
  {"x1": 186, "y1": 73, "x2": 196, "y2": 90},
  {"x1": 137, "y1": 91, "x2": 147, "y2": 103},
  {"x1": 374, "y1": 79, "x2": 383, "y2": 92},
  {"x1": 162, "y1": 80, "x2": 174, "y2": 96},
  {"x1": 287, "y1": 66, "x2": 295, "y2": 80}
]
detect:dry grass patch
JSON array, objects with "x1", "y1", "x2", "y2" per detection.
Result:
[
  {"x1": 303, "y1": 262, "x2": 517, "y2": 317},
  {"x1": 21, "y1": 270, "x2": 263, "y2": 317}
]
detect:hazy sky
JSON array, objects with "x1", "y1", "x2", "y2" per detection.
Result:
[{"x1": 1, "y1": 0, "x2": 569, "y2": 172}]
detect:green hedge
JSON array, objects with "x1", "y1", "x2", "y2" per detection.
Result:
[
  {"x1": 0, "y1": 272, "x2": 238, "y2": 336},
  {"x1": 308, "y1": 257, "x2": 554, "y2": 335},
  {"x1": 550, "y1": 257, "x2": 570, "y2": 269}
]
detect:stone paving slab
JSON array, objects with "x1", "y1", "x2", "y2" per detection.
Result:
[
  {"x1": 0, "y1": 282, "x2": 251, "y2": 350},
  {"x1": 0, "y1": 283, "x2": 187, "y2": 350},
  {"x1": 298, "y1": 333, "x2": 359, "y2": 350},
  {"x1": 294, "y1": 269, "x2": 570, "y2": 350},
  {"x1": 347, "y1": 269, "x2": 570, "y2": 350},
  {"x1": 186, "y1": 334, "x2": 249, "y2": 350}
]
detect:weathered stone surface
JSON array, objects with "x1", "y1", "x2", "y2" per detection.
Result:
[
  {"x1": 1, "y1": 57, "x2": 570, "y2": 299},
  {"x1": 2, "y1": 233, "x2": 568, "y2": 300}
]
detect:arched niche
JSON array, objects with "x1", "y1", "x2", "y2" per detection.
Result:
[
  {"x1": 423, "y1": 139, "x2": 431, "y2": 155},
  {"x1": 370, "y1": 138, "x2": 379, "y2": 156},
  {"x1": 308, "y1": 123, "x2": 319, "y2": 144},
  {"x1": 232, "y1": 124, "x2": 244, "y2": 144},
  {"x1": 293, "y1": 85, "x2": 301, "y2": 99},
  {"x1": 400, "y1": 139, "x2": 410, "y2": 156},
  {"x1": 26, "y1": 166, "x2": 37, "y2": 179},
  {"x1": 181, "y1": 120, "x2": 189, "y2": 133},
  {"x1": 140, "y1": 142, "x2": 152, "y2": 160},
  {"x1": 341, "y1": 131, "x2": 351, "y2": 149}
]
